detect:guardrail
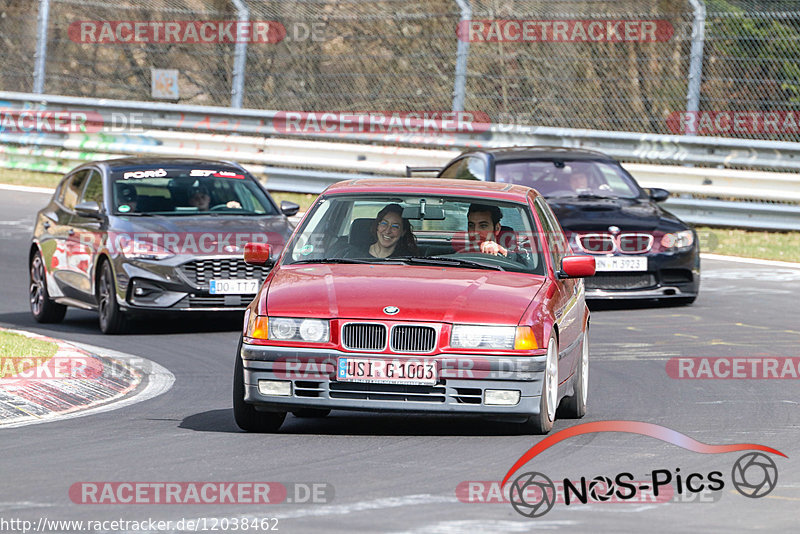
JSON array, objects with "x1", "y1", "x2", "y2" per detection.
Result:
[{"x1": 1, "y1": 91, "x2": 799, "y2": 230}]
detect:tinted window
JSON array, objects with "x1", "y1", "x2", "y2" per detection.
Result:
[
  {"x1": 60, "y1": 170, "x2": 91, "y2": 211},
  {"x1": 80, "y1": 170, "x2": 104, "y2": 208},
  {"x1": 109, "y1": 166, "x2": 277, "y2": 216},
  {"x1": 439, "y1": 157, "x2": 486, "y2": 181},
  {"x1": 495, "y1": 160, "x2": 641, "y2": 199}
]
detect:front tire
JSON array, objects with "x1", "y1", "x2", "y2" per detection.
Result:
[
  {"x1": 559, "y1": 328, "x2": 588, "y2": 419},
  {"x1": 522, "y1": 334, "x2": 558, "y2": 434},
  {"x1": 233, "y1": 337, "x2": 286, "y2": 433},
  {"x1": 29, "y1": 251, "x2": 67, "y2": 323},
  {"x1": 97, "y1": 260, "x2": 127, "y2": 334}
]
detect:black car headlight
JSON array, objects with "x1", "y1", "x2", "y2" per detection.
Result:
[{"x1": 660, "y1": 230, "x2": 694, "y2": 251}]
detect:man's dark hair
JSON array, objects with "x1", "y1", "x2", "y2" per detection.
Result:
[{"x1": 467, "y1": 203, "x2": 502, "y2": 226}]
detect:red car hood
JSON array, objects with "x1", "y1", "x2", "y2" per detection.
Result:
[{"x1": 265, "y1": 264, "x2": 545, "y2": 325}]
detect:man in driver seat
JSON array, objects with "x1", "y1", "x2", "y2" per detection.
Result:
[
  {"x1": 188, "y1": 184, "x2": 241, "y2": 210},
  {"x1": 466, "y1": 203, "x2": 508, "y2": 257}
]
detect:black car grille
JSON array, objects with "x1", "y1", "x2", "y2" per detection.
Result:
[
  {"x1": 577, "y1": 233, "x2": 653, "y2": 254},
  {"x1": 618, "y1": 233, "x2": 653, "y2": 254},
  {"x1": 390, "y1": 326, "x2": 437, "y2": 353},
  {"x1": 342, "y1": 323, "x2": 387, "y2": 351},
  {"x1": 577, "y1": 234, "x2": 614, "y2": 253},
  {"x1": 585, "y1": 274, "x2": 657, "y2": 290},
  {"x1": 186, "y1": 295, "x2": 253, "y2": 307},
  {"x1": 180, "y1": 258, "x2": 271, "y2": 287},
  {"x1": 329, "y1": 381, "x2": 446, "y2": 403}
]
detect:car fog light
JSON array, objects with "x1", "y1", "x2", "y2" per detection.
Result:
[
  {"x1": 258, "y1": 380, "x2": 292, "y2": 396},
  {"x1": 484, "y1": 389, "x2": 521, "y2": 406}
]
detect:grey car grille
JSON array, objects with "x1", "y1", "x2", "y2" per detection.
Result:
[
  {"x1": 341, "y1": 323, "x2": 387, "y2": 351},
  {"x1": 390, "y1": 325, "x2": 437, "y2": 353}
]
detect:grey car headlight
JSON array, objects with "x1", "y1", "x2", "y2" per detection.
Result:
[
  {"x1": 660, "y1": 230, "x2": 694, "y2": 251},
  {"x1": 451, "y1": 325, "x2": 516, "y2": 350},
  {"x1": 268, "y1": 317, "x2": 330, "y2": 343}
]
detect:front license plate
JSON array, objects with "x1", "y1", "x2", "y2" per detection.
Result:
[
  {"x1": 337, "y1": 358, "x2": 437, "y2": 385},
  {"x1": 594, "y1": 256, "x2": 648, "y2": 272},
  {"x1": 209, "y1": 279, "x2": 259, "y2": 294}
]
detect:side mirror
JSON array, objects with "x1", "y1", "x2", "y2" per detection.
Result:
[
  {"x1": 74, "y1": 201, "x2": 103, "y2": 219},
  {"x1": 244, "y1": 242, "x2": 272, "y2": 266},
  {"x1": 280, "y1": 200, "x2": 300, "y2": 217},
  {"x1": 648, "y1": 188, "x2": 670, "y2": 202},
  {"x1": 557, "y1": 255, "x2": 596, "y2": 279}
]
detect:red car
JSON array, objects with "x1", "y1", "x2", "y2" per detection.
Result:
[{"x1": 233, "y1": 179, "x2": 595, "y2": 434}]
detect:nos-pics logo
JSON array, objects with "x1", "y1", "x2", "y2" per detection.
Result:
[{"x1": 503, "y1": 421, "x2": 784, "y2": 518}]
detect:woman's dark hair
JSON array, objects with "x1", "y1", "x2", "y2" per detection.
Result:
[{"x1": 372, "y1": 203, "x2": 418, "y2": 255}]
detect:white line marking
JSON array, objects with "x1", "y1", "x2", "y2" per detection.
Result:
[
  {"x1": 0, "y1": 339, "x2": 175, "y2": 429},
  {"x1": 701, "y1": 253, "x2": 800, "y2": 269},
  {"x1": 388, "y1": 519, "x2": 577, "y2": 533},
  {"x1": 276, "y1": 494, "x2": 458, "y2": 519},
  {"x1": 0, "y1": 184, "x2": 55, "y2": 194}
]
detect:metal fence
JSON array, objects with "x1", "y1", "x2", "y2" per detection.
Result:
[{"x1": 2, "y1": 0, "x2": 800, "y2": 140}]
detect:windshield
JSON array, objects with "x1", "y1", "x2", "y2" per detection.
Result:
[
  {"x1": 494, "y1": 160, "x2": 643, "y2": 199},
  {"x1": 282, "y1": 194, "x2": 546, "y2": 275},
  {"x1": 110, "y1": 166, "x2": 277, "y2": 215}
]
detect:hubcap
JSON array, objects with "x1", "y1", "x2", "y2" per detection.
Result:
[
  {"x1": 30, "y1": 256, "x2": 44, "y2": 316},
  {"x1": 98, "y1": 268, "x2": 110, "y2": 321},
  {"x1": 546, "y1": 337, "x2": 558, "y2": 421}
]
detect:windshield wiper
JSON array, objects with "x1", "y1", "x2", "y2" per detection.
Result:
[
  {"x1": 291, "y1": 258, "x2": 400, "y2": 265},
  {"x1": 394, "y1": 256, "x2": 505, "y2": 271}
]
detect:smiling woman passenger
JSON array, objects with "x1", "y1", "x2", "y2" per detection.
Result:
[{"x1": 358, "y1": 203, "x2": 419, "y2": 258}]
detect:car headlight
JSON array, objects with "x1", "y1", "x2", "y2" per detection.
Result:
[
  {"x1": 119, "y1": 240, "x2": 174, "y2": 260},
  {"x1": 267, "y1": 317, "x2": 330, "y2": 343},
  {"x1": 660, "y1": 230, "x2": 694, "y2": 251},
  {"x1": 451, "y1": 325, "x2": 537, "y2": 350}
]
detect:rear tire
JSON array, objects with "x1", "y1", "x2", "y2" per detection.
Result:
[
  {"x1": 559, "y1": 328, "x2": 588, "y2": 419},
  {"x1": 522, "y1": 334, "x2": 558, "y2": 434},
  {"x1": 292, "y1": 408, "x2": 331, "y2": 418},
  {"x1": 233, "y1": 336, "x2": 286, "y2": 433},
  {"x1": 29, "y1": 251, "x2": 67, "y2": 323},
  {"x1": 97, "y1": 260, "x2": 127, "y2": 334}
]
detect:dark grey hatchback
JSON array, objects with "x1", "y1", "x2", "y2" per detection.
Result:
[{"x1": 29, "y1": 157, "x2": 297, "y2": 333}]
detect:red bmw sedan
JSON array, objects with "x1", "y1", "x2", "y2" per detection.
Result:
[{"x1": 234, "y1": 179, "x2": 595, "y2": 434}]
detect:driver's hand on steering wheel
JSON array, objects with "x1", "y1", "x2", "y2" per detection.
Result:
[
  {"x1": 480, "y1": 241, "x2": 507, "y2": 256},
  {"x1": 226, "y1": 200, "x2": 242, "y2": 209}
]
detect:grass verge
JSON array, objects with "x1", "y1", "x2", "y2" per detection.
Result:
[
  {"x1": 0, "y1": 330, "x2": 59, "y2": 378},
  {"x1": 695, "y1": 226, "x2": 800, "y2": 263}
]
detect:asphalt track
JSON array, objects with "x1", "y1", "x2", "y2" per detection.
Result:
[{"x1": 1, "y1": 188, "x2": 799, "y2": 533}]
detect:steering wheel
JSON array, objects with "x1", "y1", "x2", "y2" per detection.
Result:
[{"x1": 209, "y1": 203, "x2": 241, "y2": 211}]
